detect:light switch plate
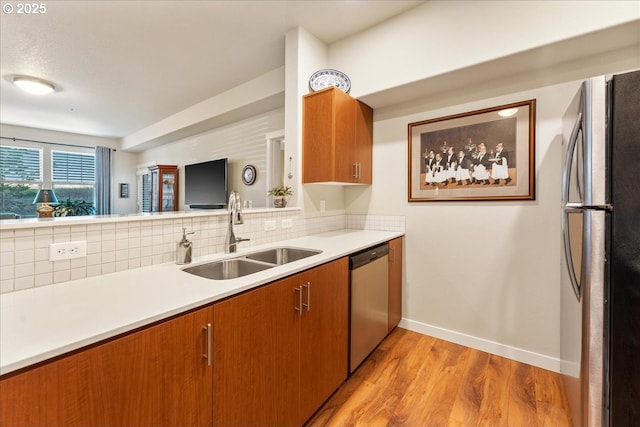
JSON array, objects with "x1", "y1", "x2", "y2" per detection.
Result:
[
  {"x1": 281, "y1": 218, "x2": 293, "y2": 229},
  {"x1": 49, "y1": 241, "x2": 88, "y2": 261},
  {"x1": 264, "y1": 220, "x2": 276, "y2": 231}
]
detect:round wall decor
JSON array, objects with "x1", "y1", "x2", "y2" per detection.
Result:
[{"x1": 242, "y1": 165, "x2": 256, "y2": 185}]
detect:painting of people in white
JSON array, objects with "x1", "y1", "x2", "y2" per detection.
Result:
[{"x1": 409, "y1": 100, "x2": 535, "y2": 202}]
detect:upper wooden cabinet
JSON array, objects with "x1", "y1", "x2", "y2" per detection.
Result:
[
  {"x1": 150, "y1": 164, "x2": 178, "y2": 212},
  {"x1": 0, "y1": 306, "x2": 214, "y2": 427},
  {"x1": 303, "y1": 87, "x2": 373, "y2": 184}
]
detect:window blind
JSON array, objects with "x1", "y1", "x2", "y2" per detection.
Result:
[
  {"x1": 52, "y1": 150, "x2": 95, "y2": 183},
  {"x1": 0, "y1": 145, "x2": 42, "y2": 181}
]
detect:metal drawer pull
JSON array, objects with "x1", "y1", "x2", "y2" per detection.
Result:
[
  {"x1": 302, "y1": 282, "x2": 311, "y2": 311},
  {"x1": 203, "y1": 323, "x2": 212, "y2": 366},
  {"x1": 294, "y1": 286, "x2": 302, "y2": 316}
]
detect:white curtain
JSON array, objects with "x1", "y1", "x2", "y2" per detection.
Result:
[{"x1": 95, "y1": 146, "x2": 112, "y2": 215}]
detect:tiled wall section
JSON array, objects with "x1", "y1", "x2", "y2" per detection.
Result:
[{"x1": 0, "y1": 213, "x2": 403, "y2": 293}]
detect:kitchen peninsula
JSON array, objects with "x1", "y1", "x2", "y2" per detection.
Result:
[{"x1": 0, "y1": 210, "x2": 403, "y2": 426}]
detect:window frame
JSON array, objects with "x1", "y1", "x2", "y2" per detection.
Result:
[{"x1": 1, "y1": 140, "x2": 96, "y2": 217}]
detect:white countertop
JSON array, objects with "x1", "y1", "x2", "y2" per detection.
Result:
[{"x1": 1, "y1": 229, "x2": 402, "y2": 375}]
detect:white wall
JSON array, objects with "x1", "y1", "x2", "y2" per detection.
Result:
[
  {"x1": 329, "y1": 0, "x2": 639, "y2": 98},
  {"x1": 294, "y1": 0, "x2": 638, "y2": 369},
  {"x1": 0, "y1": 124, "x2": 139, "y2": 215},
  {"x1": 137, "y1": 109, "x2": 285, "y2": 209},
  {"x1": 345, "y1": 81, "x2": 581, "y2": 369}
]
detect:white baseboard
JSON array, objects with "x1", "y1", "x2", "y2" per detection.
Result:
[{"x1": 398, "y1": 318, "x2": 561, "y2": 373}]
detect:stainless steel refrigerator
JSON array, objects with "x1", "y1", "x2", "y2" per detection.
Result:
[{"x1": 560, "y1": 70, "x2": 640, "y2": 427}]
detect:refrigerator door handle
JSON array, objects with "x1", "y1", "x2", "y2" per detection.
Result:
[
  {"x1": 562, "y1": 111, "x2": 583, "y2": 207},
  {"x1": 562, "y1": 209, "x2": 582, "y2": 301}
]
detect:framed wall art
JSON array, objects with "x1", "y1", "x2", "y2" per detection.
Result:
[{"x1": 408, "y1": 99, "x2": 536, "y2": 202}]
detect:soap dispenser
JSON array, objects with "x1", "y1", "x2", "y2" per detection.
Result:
[{"x1": 176, "y1": 228, "x2": 195, "y2": 265}]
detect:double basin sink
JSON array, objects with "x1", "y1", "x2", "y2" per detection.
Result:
[{"x1": 182, "y1": 247, "x2": 322, "y2": 280}]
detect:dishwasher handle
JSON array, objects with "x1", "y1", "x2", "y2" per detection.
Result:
[{"x1": 349, "y1": 243, "x2": 389, "y2": 270}]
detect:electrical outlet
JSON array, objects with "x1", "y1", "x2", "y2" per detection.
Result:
[
  {"x1": 320, "y1": 200, "x2": 326, "y2": 212},
  {"x1": 264, "y1": 220, "x2": 276, "y2": 231},
  {"x1": 49, "y1": 241, "x2": 88, "y2": 261},
  {"x1": 281, "y1": 218, "x2": 293, "y2": 229}
]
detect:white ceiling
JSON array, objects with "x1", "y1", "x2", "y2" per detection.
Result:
[{"x1": 0, "y1": 0, "x2": 423, "y2": 139}]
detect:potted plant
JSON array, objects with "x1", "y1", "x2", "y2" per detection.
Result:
[
  {"x1": 267, "y1": 185, "x2": 292, "y2": 208},
  {"x1": 53, "y1": 198, "x2": 97, "y2": 217}
]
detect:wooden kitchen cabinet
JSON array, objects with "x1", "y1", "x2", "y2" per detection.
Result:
[
  {"x1": 0, "y1": 306, "x2": 214, "y2": 427},
  {"x1": 303, "y1": 87, "x2": 373, "y2": 184},
  {"x1": 388, "y1": 237, "x2": 403, "y2": 332},
  {"x1": 150, "y1": 164, "x2": 178, "y2": 212},
  {"x1": 213, "y1": 258, "x2": 349, "y2": 427}
]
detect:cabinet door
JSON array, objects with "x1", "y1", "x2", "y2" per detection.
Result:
[
  {"x1": 299, "y1": 258, "x2": 349, "y2": 424},
  {"x1": 333, "y1": 90, "x2": 357, "y2": 183},
  {"x1": 388, "y1": 237, "x2": 403, "y2": 332},
  {"x1": 354, "y1": 100, "x2": 373, "y2": 183},
  {"x1": 150, "y1": 169, "x2": 160, "y2": 212},
  {"x1": 303, "y1": 88, "x2": 369, "y2": 184},
  {"x1": 213, "y1": 276, "x2": 301, "y2": 427},
  {"x1": 0, "y1": 306, "x2": 214, "y2": 427},
  {"x1": 161, "y1": 170, "x2": 177, "y2": 211},
  {"x1": 150, "y1": 165, "x2": 178, "y2": 212},
  {"x1": 302, "y1": 88, "x2": 336, "y2": 183}
]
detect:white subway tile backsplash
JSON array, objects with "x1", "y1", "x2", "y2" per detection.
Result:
[
  {"x1": 1, "y1": 251, "x2": 14, "y2": 266},
  {"x1": 1, "y1": 238, "x2": 15, "y2": 252},
  {"x1": 0, "y1": 211, "x2": 404, "y2": 293},
  {"x1": 53, "y1": 269, "x2": 71, "y2": 284},
  {"x1": 0, "y1": 265, "x2": 14, "y2": 280},
  {"x1": 35, "y1": 260, "x2": 52, "y2": 275},
  {"x1": 14, "y1": 237, "x2": 34, "y2": 251},
  {"x1": 87, "y1": 265, "x2": 101, "y2": 277},
  {"x1": 15, "y1": 262, "x2": 34, "y2": 278},
  {"x1": 101, "y1": 262, "x2": 115, "y2": 275},
  {"x1": 53, "y1": 260, "x2": 71, "y2": 272},
  {"x1": 14, "y1": 276, "x2": 34, "y2": 291},
  {"x1": 34, "y1": 272, "x2": 53, "y2": 287},
  {"x1": 34, "y1": 247, "x2": 48, "y2": 262},
  {"x1": 102, "y1": 251, "x2": 116, "y2": 263},
  {"x1": 15, "y1": 229, "x2": 34, "y2": 238},
  {"x1": 1, "y1": 279, "x2": 13, "y2": 293},
  {"x1": 115, "y1": 260, "x2": 128, "y2": 272},
  {"x1": 52, "y1": 226, "x2": 70, "y2": 236},
  {"x1": 14, "y1": 249, "x2": 34, "y2": 264},
  {"x1": 70, "y1": 258, "x2": 86, "y2": 269},
  {"x1": 116, "y1": 250, "x2": 129, "y2": 262},
  {"x1": 70, "y1": 267, "x2": 87, "y2": 281},
  {"x1": 86, "y1": 253, "x2": 101, "y2": 266},
  {"x1": 0, "y1": 229, "x2": 14, "y2": 239}
]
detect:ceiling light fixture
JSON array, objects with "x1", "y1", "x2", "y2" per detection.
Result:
[
  {"x1": 498, "y1": 108, "x2": 518, "y2": 117},
  {"x1": 13, "y1": 76, "x2": 56, "y2": 95}
]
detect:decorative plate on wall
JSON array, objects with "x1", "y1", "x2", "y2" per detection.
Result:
[
  {"x1": 309, "y1": 69, "x2": 351, "y2": 93},
  {"x1": 242, "y1": 165, "x2": 256, "y2": 185}
]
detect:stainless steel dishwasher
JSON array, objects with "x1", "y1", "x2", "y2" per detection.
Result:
[{"x1": 349, "y1": 243, "x2": 389, "y2": 373}]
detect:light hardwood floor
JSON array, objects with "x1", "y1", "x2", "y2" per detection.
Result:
[{"x1": 308, "y1": 328, "x2": 572, "y2": 427}]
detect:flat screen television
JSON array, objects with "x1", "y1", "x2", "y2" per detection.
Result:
[{"x1": 184, "y1": 158, "x2": 228, "y2": 209}]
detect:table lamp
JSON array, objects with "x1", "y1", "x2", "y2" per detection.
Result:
[{"x1": 33, "y1": 189, "x2": 58, "y2": 218}]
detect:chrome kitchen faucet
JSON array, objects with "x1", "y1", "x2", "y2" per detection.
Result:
[{"x1": 224, "y1": 190, "x2": 250, "y2": 253}]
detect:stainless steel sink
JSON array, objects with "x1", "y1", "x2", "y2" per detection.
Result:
[
  {"x1": 244, "y1": 247, "x2": 322, "y2": 265},
  {"x1": 183, "y1": 258, "x2": 273, "y2": 280},
  {"x1": 182, "y1": 247, "x2": 322, "y2": 280}
]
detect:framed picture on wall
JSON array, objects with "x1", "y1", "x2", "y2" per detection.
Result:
[{"x1": 408, "y1": 99, "x2": 536, "y2": 202}]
